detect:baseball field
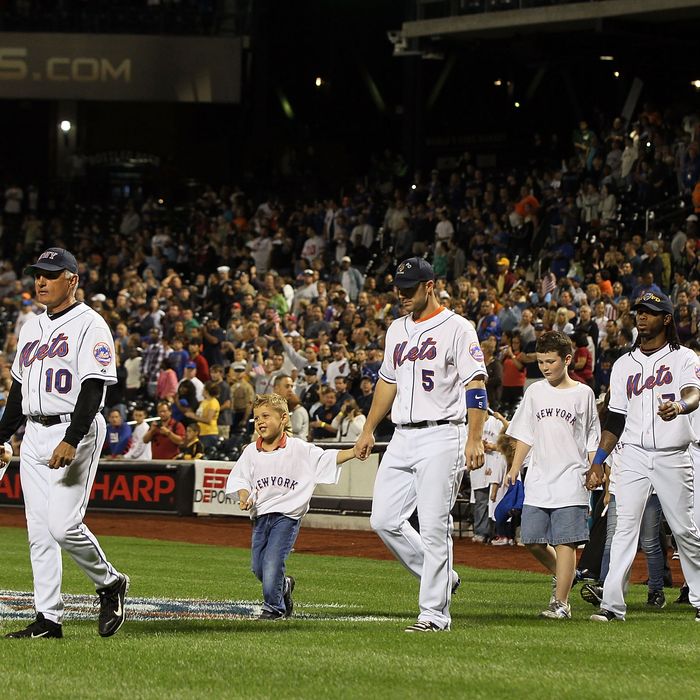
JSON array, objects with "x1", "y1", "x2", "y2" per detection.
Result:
[{"x1": 0, "y1": 519, "x2": 697, "y2": 700}]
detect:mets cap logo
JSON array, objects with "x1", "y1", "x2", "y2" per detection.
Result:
[
  {"x1": 639, "y1": 292, "x2": 662, "y2": 303},
  {"x1": 396, "y1": 262, "x2": 411, "y2": 276},
  {"x1": 93, "y1": 342, "x2": 112, "y2": 366},
  {"x1": 469, "y1": 342, "x2": 484, "y2": 362}
]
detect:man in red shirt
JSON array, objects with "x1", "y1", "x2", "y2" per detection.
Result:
[{"x1": 143, "y1": 401, "x2": 185, "y2": 459}]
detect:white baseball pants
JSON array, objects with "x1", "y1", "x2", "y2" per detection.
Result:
[
  {"x1": 20, "y1": 417, "x2": 121, "y2": 624},
  {"x1": 370, "y1": 423, "x2": 466, "y2": 629},
  {"x1": 602, "y1": 444, "x2": 700, "y2": 618}
]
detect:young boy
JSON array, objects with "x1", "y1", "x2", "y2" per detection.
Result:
[
  {"x1": 123, "y1": 405, "x2": 152, "y2": 460},
  {"x1": 225, "y1": 393, "x2": 359, "y2": 620},
  {"x1": 177, "y1": 422, "x2": 204, "y2": 460},
  {"x1": 506, "y1": 331, "x2": 600, "y2": 619},
  {"x1": 105, "y1": 409, "x2": 132, "y2": 457}
]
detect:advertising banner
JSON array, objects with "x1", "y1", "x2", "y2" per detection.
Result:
[{"x1": 0, "y1": 33, "x2": 241, "y2": 102}]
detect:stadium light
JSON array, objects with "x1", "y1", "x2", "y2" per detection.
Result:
[
  {"x1": 494, "y1": 79, "x2": 502, "y2": 87},
  {"x1": 599, "y1": 55, "x2": 614, "y2": 61},
  {"x1": 315, "y1": 77, "x2": 323, "y2": 88},
  {"x1": 514, "y1": 102, "x2": 521, "y2": 108},
  {"x1": 613, "y1": 71, "x2": 620, "y2": 78},
  {"x1": 59, "y1": 120, "x2": 72, "y2": 133},
  {"x1": 692, "y1": 80, "x2": 700, "y2": 89}
]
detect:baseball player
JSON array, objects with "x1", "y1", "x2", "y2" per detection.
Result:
[
  {"x1": 587, "y1": 291, "x2": 700, "y2": 622},
  {"x1": 0, "y1": 248, "x2": 129, "y2": 639},
  {"x1": 354, "y1": 257, "x2": 487, "y2": 632}
]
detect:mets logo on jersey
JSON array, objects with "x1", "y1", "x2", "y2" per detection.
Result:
[
  {"x1": 469, "y1": 342, "x2": 484, "y2": 362},
  {"x1": 93, "y1": 342, "x2": 112, "y2": 366},
  {"x1": 626, "y1": 364, "x2": 672, "y2": 399},
  {"x1": 696, "y1": 365, "x2": 700, "y2": 380}
]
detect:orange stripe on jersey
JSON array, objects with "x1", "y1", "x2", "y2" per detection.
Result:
[{"x1": 415, "y1": 306, "x2": 445, "y2": 323}]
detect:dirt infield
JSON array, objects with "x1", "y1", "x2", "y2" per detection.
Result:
[{"x1": 0, "y1": 508, "x2": 682, "y2": 584}]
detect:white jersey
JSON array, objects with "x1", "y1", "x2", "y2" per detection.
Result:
[
  {"x1": 507, "y1": 380, "x2": 600, "y2": 508},
  {"x1": 379, "y1": 307, "x2": 487, "y2": 424},
  {"x1": 11, "y1": 303, "x2": 117, "y2": 415},
  {"x1": 471, "y1": 414, "x2": 503, "y2": 492},
  {"x1": 225, "y1": 434, "x2": 342, "y2": 520},
  {"x1": 609, "y1": 344, "x2": 700, "y2": 450}
]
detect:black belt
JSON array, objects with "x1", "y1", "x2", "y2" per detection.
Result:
[
  {"x1": 29, "y1": 415, "x2": 71, "y2": 427},
  {"x1": 399, "y1": 419, "x2": 461, "y2": 429}
]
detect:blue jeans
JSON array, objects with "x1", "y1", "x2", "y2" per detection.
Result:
[
  {"x1": 600, "y1": 494, "x2": 664, "y2": 592},
  {"x1": 200, "y1": 434, "x2": 219, "y2": 450},
  {"x1": 251, "y1": 513, "x2": 301, "y2": 615}
]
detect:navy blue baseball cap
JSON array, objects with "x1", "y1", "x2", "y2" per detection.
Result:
[
  {"x1": 24, "y1": 248, "x2": 79, "y2": 275},
  {"x1": 394, "y1": 257, "x2": 435, "y2": 288},
  {"x1": 633, "y1": 291, "x2": 673, "y2": 315}
]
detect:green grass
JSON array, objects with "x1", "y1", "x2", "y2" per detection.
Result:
[{"x1": 0, "y1": 525, "x2": 697, "y2": 700}]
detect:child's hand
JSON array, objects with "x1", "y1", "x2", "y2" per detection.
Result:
[{"x1": 504, "y1": 467, "x2": 519, "y2": 487}]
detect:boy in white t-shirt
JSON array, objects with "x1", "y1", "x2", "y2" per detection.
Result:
[
  {"x1": 226, "y1": 394, "x2": 359, "y2": 620},
  {"x1": 123, "y1": 405, "x2": 152, "y2": 460},
  {"x1": 506, "y1": 331, "x2": 600, "y2": 619}
]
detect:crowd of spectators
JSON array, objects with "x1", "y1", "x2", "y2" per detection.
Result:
[{"x1": 0, "y1": 102, "x2": 699, "y2": 463}]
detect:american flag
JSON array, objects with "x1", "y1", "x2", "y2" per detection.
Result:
[{"x1": 541, "y1": 272, "x2": 556, "y2": 297}]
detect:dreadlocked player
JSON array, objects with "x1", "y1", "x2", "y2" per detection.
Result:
[{"x1": 585, "y1": 291, "x2": 700, "y2": 622}]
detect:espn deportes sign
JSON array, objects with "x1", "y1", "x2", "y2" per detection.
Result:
[
  {"x1": 193, "y1": 461, "x2": 247, "y2": 517},
  {"x1": 0, "y1": 33, "x2": 241, "y2": 103},
  {"x1": 0, "y1": 460, "x2": 195, "y2": 514}
]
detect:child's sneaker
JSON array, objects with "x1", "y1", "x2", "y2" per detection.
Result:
[
  {"x1": 540, "y1": 600, "x2": 571, "y2": 619},
  {"x1": 491, "y1": 536, "x2": 510, "y2": 546},
  {"x1": 472, "y1": 535, "x2": 486, "y2": 543}
]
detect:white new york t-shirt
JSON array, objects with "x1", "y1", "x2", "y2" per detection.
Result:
[
  {"x1": 507, "y1": 380, "x2": 600, "y2": 508},
  {"x1": 225, "y1": 434, "x2": 341, "y2": 520}
]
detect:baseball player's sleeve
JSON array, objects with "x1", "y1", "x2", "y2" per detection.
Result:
[
  {"x1": 680, "y1": 350, "x2": 700, "y2": 393},
  {"x1": 608, "y1": 359, "x2": 628, "y2": 415},
  {"x1": 77, "y1": 319, "x2": 118, "y2": 385},
  {"x1": 453, "y1": 320, "x2": 487, "y2": 385},
  {"x1": 306, "y1": 443, "x2": 342, "y2": 485},
  {"x1": 505, "y1": 389, "x2": 534, "y2": 446},
  {"x1": 0, "y1": 381, "x2": 25, "y2": 443},
  {"x1": 225, "y1": 446, "x2": 254, "y2": 495}
]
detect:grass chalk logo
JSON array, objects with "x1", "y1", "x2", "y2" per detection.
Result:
[{"x1": 93, "y1": 342, "x2": 112, "y2": 366}]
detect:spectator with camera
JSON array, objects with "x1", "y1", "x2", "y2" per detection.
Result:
[{"x1": 143, "y1": 401, "x2": 186, "y2": 459}]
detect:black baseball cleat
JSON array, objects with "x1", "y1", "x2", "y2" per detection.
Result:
[
  {"x1": 283, "y1": 576, "x2": 295, "y2": 618},
  {"x1": 451, "y1": 576, "x2": 461, "y2": 596},
  {"x1": 5, "y1": 613, "x2": 63, "y2": 639},
  {"x1": 97, "y1": 574, "x2": 130, "y2": 638},
  {"x1": 590, "y1": 608, "x2": 624, "y2": 622},
  {"x1": 580, "y1": 583, "x2": 604, "y2": 607},
  {"x1": 675, "y1": 584, "x2": 690, "y2": 605},
  {"x1": 695, "y1": 609, "x2": 700, "y2": 623},
  {"x1": 404, "y1": 620, "x2": 447, "y2": 632},
  {"x1": 258, "y1": 609, "x2": 284, "y2": 620}
]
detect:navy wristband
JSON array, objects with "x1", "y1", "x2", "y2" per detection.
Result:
[
  {"x1": 466, "y1": 389, "x2": 487, "y2": 410},
  {"x1": 677, "y1": 400, "x2": 689, "y2": 415},
  {"x1": 593, "y1": 448, "x2": 609, "y2": 465}
]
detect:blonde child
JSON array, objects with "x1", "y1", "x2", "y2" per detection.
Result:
[{"x1": 225, "y1": 394, "x2": 359, "y2": 619}]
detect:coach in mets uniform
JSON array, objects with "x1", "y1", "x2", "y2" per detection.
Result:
[
  {"x1": 355, "y1": 257, "x2": 487, "y2": 632},
  {"x1": 0, "y1": 248, "x2": 129, "y2": 639}
]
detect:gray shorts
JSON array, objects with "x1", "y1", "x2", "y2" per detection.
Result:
[{"x1": 520, "y1": 504, "x2": 589, "y2": 546}]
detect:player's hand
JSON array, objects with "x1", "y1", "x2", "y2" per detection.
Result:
[
  {"x1": 465, "y1": 437, "x2": 485, "y2": 471},
  {"x1": 0, "y1": 442, "x2": 12, "y2": 467},
  {"x1": 504, "y1": 467, "x2": 519, "y2": 487},
  {"x1": 585, "y1": 463, "x2": 604, "y2": 490},
  {"x1": 657, "y1": 400, "x2": 680, "y2": 422},
  {"x1": 49, "y1": 441, "x2": 76, "y2": 470},
  {"x1": 354, "y1": 430, "x2": 375, "y2": 461}
]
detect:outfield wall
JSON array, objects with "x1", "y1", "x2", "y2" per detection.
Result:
[{"x1": 0, "y1": 444, "x2": 385, "y2": 524}]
